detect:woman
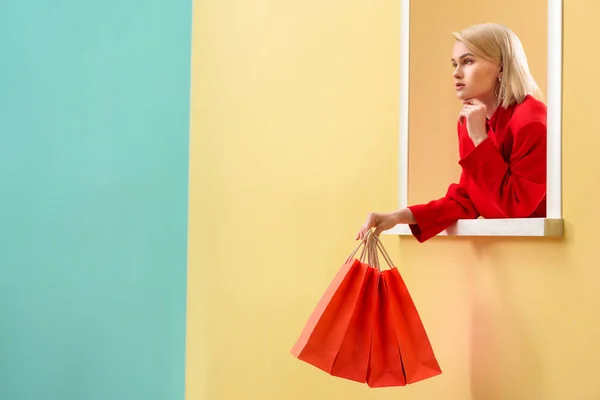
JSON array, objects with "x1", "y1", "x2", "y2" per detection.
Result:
[{"x1": 356, "y1": 23, "x2": 547, "y2": 243}]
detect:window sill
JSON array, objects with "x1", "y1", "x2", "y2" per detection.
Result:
[{"x1": 383, "y1": 218, "x2": 564, "y2": 238}]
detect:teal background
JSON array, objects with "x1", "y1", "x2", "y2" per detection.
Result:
[{"x1": 0, "y1": 1, "x2": 191, "y2": 399}]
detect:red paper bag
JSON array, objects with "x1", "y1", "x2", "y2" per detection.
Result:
[
  {"x1": 291, "y1": 256, "x2": 370, "y2": 375},
  {"x1": 383, "y1": 267, "x2": 442, "y2": 384},
  {"x1": 329, "y1": 264, "x2": 379, "y2": 383},
  {"x1": 366, "y1": 271, "x2": 407, "y2": 388}
]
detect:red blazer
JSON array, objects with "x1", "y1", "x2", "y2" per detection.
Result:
[{"x1": 408, "y1": 94, "x2": 547, "y2": 242}]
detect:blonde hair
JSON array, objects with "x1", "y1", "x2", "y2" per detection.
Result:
[{"x1": 452, "y1": 23, "x2": 542, "y2": 108}]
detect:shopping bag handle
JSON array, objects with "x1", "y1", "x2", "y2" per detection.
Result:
[
  {"x1": 345, "y1": 230, "x2": 373, "y2": 263},
  {"x1": 360, "y1": 231, "x2": 396, "y2": 271},
  {"x1": 345, "y1": 230, "x2": 396, "y2": 271},
  {"x1": 371, "y1": 234, "x2": 396, "y2": 270}
]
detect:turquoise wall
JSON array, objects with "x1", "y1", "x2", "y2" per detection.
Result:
[{"x1": 0, "y1": 1, "x2": 191, "y2": 399}]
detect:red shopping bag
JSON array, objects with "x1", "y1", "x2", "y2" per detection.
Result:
[
  {"x1": 366, "y1": 270, "x2": 407, "y2": 388},
  {"x1": 383, "y1": 267, "x2": 442, "y2": 383},
  {"x1": 329, "y1": 264, "x2": 379, "y2": 382},
  {"x1": 291, "y1": 238, "x2": 372, "y2": 376},
  {"x1": 373, "y1": 236, "x2": 442, "y2": 384}
]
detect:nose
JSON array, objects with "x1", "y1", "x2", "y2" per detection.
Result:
[{"x1": 453, "y1": 66, "x2": 462, "y2": 80}]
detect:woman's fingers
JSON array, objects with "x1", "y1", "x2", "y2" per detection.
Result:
[
  {"x1": 356, "y1": 214, "x2": 377, "y2": 240},
  {"x1": 355, "y1": 228, "x2": 364, "y2": 240},
  {"x1": 355, "y1": 225, "x2": 367, "y2": 240},
  {"x1": 458, "y1": 104, "x2": 475, "y2": 123}
]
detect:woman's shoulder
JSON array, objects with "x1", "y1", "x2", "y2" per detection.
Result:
[{"x1": 510, "y1": 94, "x2": 547, "y2": 128}]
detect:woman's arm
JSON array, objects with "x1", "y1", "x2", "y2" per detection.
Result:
[
  {"x1": 355, "y1": 181, "x2": 477, "y2": 243},
  {"x1": 357, "y1": 124, "x2": 481, "y2": 243},
  {"x1": 458, "y1": 120, "x2": 546, "y2": 217},
  {"x1": 407, "y1": 169, "x2": 480, "y2": 242}
]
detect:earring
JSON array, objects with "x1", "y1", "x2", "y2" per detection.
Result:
[{"x1": 495, "y1": 83, "x2": 505, "y2": 99}]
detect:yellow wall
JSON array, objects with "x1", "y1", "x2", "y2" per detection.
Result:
[{"x1": 187, "y1": 0, "x2": 600, "y2": 399}]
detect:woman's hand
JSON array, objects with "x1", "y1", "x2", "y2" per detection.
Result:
[
  {"x1": 355, "y1": 208, "x2": 415, "y2": 240},
  {"x1": 459, "y1": 98, "x2": 488, "y2": 146}
]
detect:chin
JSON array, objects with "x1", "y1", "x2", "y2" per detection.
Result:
[{"x1": 457, "y1": 91, "x2": 482, "y2": 102}]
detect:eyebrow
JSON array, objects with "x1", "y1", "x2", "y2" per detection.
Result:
[{"x1": 451, "y1": 53, "x2": 475, "y2": 62}]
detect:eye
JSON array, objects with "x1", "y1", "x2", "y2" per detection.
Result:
[{"x1": 463, "y1": 58, "x2": 474, "y2": 64}]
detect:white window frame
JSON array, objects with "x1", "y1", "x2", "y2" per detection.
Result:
[{"x1": 385, "y1": 0, "x2": 563, "y2": 237}]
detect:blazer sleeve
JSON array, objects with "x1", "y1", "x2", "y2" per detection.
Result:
[
  {"x1": 458, "y1": 120, "x2": 546, "y2": 218},
  {"x1": 407, "y1": 168, "x2": 480, "y2": 243}
]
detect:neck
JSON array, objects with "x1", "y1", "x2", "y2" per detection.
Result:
[{"x1": 481, "y1": 95, "x2": 501, "y2": 119}]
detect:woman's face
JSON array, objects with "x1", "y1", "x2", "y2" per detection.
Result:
[{"x1": 451, "y1": 41, "x2": 502, "y2": 103}]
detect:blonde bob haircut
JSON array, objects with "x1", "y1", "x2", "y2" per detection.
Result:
[{"x1": 452, "y1": 23, "x2": 543, "y2": 108}]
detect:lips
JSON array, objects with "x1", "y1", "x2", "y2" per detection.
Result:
[{"x1": 455, "y1": 83, "x2": 465, "y2": 89}]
